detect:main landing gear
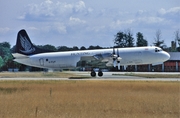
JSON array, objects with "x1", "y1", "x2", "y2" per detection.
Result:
[{"x1": 90, "y1": 69, "x2": 103, "y2": 77}]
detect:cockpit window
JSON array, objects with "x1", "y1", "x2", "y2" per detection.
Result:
[{"x1": 155, "y1": 48, "x2": 162, "y2": 52}]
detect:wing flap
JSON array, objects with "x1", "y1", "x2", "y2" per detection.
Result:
[{"x1": 78, "y1": 53, "x2": 117, "y2": 68}]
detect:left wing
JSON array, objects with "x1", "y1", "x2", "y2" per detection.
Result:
[{"x1": 76, "y1": 52, "x2": 118, "y2": 68}]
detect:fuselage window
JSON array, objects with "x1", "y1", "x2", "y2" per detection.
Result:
[
  {"x1": 46, "y1": 59, "x2": 48, "y2": 61},
  {"x1": 155, "y1": 48, "x2": 158, "y2": 52}
]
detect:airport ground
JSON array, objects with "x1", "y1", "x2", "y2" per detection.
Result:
[{"x1": 0, "y1": 71, "x2": 179, "y2": 118}]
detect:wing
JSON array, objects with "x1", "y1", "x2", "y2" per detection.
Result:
[{"x1": 76, "y1": 53, "x2": 114, "y2": 68}]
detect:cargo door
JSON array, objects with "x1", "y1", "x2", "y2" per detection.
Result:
[{"x1": 39, "y1": 58, "x2": 44, "y2": 66}]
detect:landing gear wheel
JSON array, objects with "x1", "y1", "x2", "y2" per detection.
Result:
[
  {"x1": 90, "y1": 71, "x2": 96, "y2": 77},
  {"x1": 98, "y1": 71, "x2": 103, "y2": 77}
]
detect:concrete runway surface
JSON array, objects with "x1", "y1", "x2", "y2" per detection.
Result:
[
  {"x1": 0, "y1": 72, "x2": 179, "y2": 81},
  {"x1": 70, "y1": 71, "x2": 180, "y2": 81}
]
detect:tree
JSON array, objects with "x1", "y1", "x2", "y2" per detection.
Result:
[
  {"x1": 0, "y1": 56, "x2": 4, "y2": 70},
  {"x1": 175, "y1": 29, "x2": 180, "y2": 45},
  {"x1": 57, "y1": 46, "x2": 72, "y2": 51},
  {"x1": 136, "y1": 32, "x2": 148, "y2": 47},
  {"x1": 114, "y1": 29, "x2": 134, "y2": 47},
  {"x1": 80, "y1": 46, "x2": 86, "y2": 50},
  {"x1": 174, "y1": 29, "x2": 180, "y2": 51},
  {"x1": 72, "y1": 46, "x2": 79, "y2": 51},
  {"x1": 37, "y1": 44, "x2": 57, "y2": 52},
  {"x1": 0, "y1": 42, "x2": 13, "y2": 70},
  {"x1": 88, "y1": 45, "x2": 103, "y2": 50},
  {"x1": 153, "y1": 29, "x2": 165, "y2": 48},
  {"x1": 0, "y1": 42, "x2": 11, "y2": 49},
  {"x1": 125, "y1": 29, "x2": 134, "y2": 47},
  {"x1": 114, "y1": 31, "x2": 125, "y2": 47}
]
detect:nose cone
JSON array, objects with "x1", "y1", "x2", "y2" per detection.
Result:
[{"x1": 162, "y1": 51, "x2": 170, "y2": 61}]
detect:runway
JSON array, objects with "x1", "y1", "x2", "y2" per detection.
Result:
[
  {"x1": 71, "y1": 71, "x2": 180, "y2": 81},
  {"x1": 0, "y1": 72, "x2": 179, "y2": 81}
]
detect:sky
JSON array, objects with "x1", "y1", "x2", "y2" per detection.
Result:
[{"x1": 0, "y1": 0, "x2": 180, "y2": 48}]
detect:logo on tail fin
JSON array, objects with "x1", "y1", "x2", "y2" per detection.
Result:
[{"x1": 19, "y1": 34, "x2": 35, "y2": 54}]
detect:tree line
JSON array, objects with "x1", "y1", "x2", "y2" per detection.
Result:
[{"x1": 0, "y1": 29, "x2": 179, "y2": 71}]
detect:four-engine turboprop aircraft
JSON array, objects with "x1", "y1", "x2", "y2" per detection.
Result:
[{"x1": 12, "y1": 29, "x2": 170, "y2": 77}]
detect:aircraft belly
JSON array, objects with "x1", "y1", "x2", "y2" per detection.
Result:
[{"x1": 121, "y1": 60, "x2": 142, "y2": 65}]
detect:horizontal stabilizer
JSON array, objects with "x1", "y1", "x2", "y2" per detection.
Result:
[{"x1": 12, "y1": 53, "x2": 29, "y2": 59}]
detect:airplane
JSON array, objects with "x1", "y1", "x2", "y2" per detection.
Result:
[{"x1": 12, "y1": 29, "x2": 170, "y2": 77}]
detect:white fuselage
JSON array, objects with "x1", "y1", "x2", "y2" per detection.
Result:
[{"x1": 14, "y1": 46, "x2": 170, "y2": 69}]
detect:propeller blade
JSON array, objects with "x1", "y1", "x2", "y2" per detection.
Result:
[
  {"x1": 124, "y1": 65, "x2": 126, "y2": 70},
  {"x1": 112, "y1": 48, "x2": 120, "y2": 68},
  {"x1": 113, "y1": 47, "x2": 115, "y2": 55},
  {"x1": 117, "y1": 48, "x2": 121, "y2": 70},
  {"x1": 118, "y1": 63, "x2": 120, "y2": 70},
  {"x1": 112, "y1": 47, "x2": 117, "y2": 67},
  {"x1": 117, "y1": 48, "x2": 119, "y2": 57},
  {"x1": 113, "y1": 60, "x2": 116, "y2": 67}
]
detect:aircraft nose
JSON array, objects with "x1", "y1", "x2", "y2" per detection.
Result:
[{"x1": 162, "y1": 51, "x2": 170, "y2": 61}]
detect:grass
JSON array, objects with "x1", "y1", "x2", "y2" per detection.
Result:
[
  {"x1": 0, "y1": 80, "x2": 179, "y2": 118},
  {"x1": 0, "y1": 71, "x2": 89, "y2": 78}
]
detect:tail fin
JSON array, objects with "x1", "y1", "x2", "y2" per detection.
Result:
[{"x1": 15, "y1": 29, "x2": 52, "y2": 55}]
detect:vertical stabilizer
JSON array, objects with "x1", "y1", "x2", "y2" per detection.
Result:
[{"x1": 15, "y1": 29, "x2": 53, "y2": 55}]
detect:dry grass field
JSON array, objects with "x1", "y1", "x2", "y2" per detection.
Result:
[
  {"x1": 0, "y1": 72, "x2": 86, "y2": 78},
  {"x1": 0, "y1": 80, "x2": 179, "y2": 118}
]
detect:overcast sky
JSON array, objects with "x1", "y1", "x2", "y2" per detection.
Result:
[{"x1": 0, "y1": 0, "x2": 180, "y2": 48}]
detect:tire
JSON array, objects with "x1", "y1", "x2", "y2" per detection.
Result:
[
  {"x1": 98, "y1": 71, "x2": 103, "y2": 77},
  {"x1": 91, "y1": 71, "x2": 96, "y2": 77}
]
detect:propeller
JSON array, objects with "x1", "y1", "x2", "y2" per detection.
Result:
[
  {"x1": 112, "y1": 48, "x2": 121, "y2": 70},
  {"x1": 117, "y1": 49, "x2": 121, "y2": 70},
  {"x1": 112, "y1": 47, "x2": 117, "y2": 67}
]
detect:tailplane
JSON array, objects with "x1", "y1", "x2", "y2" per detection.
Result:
[{"x1": 15, "y1": 29, "x2": 52, "y2": 56}]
